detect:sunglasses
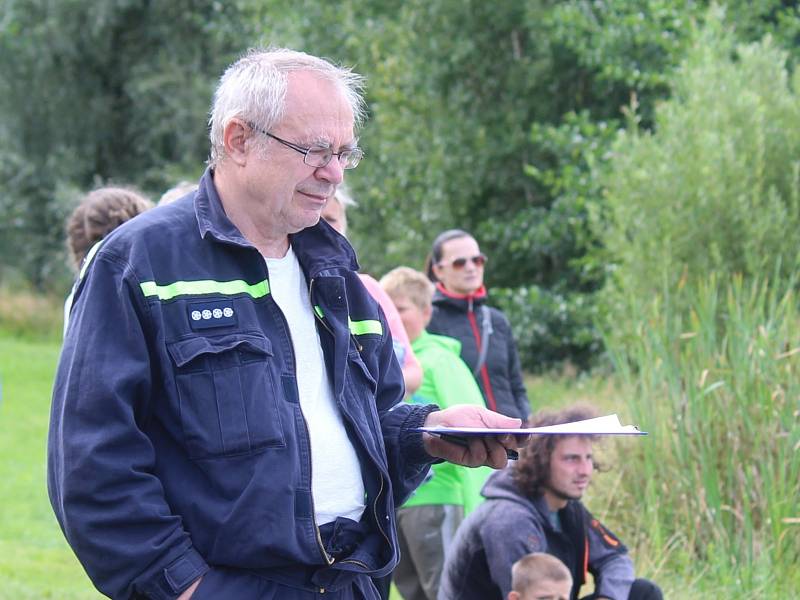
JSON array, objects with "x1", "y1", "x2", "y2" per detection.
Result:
[{"x1": 441, "y1": 253, "x2": 487, "y2": 269}]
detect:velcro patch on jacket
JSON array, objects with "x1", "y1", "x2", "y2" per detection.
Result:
[
  {"x1": 590, "y1": 518, "x2": 622, "y2": 548},
  {"x1": 188, "y1": 300, "x2": 237, "y2": 330}
]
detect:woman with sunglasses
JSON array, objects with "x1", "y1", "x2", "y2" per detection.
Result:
[{"x1": 425, "y1": 230, "x2": 530, "y2": 422}]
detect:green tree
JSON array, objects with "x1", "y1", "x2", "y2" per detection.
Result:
[
  {"x1": 0, "y1": 0, "x2": 257, "y2": 290},
  {"x1": 600, "y1": 13, "x2": 800, "y2": 337}
]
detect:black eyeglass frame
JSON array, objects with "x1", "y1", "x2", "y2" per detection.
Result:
[{"x1": 246, "y1": 122, "x2": 363, "y2": 170}]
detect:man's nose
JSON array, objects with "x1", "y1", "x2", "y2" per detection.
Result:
[{"x1": 315, "y1": 157, "x2": 345, "y2": 185}]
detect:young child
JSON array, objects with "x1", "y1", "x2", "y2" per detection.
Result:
[
  {"x1": 508, "y1": 553, "x2": 572, "y2": 600},
  {"x1": 380, "y1": 266, "x2": 489, "y2": 600}
]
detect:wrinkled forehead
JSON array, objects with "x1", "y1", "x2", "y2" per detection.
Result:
[{"x1": 278, "y1": 70, "x2": 355, "y2": 144}]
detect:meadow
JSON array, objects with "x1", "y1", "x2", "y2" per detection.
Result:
[{"x1": 0, "y1": 334, "x2": 100, "y2": 599}]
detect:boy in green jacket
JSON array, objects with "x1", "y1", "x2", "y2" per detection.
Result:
[{"x1": 380, "y1": 267, "x2": 490, "y2": 600}]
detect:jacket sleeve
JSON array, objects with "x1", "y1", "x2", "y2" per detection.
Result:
[
  {"x1": 586, "y1": 514, "x2": 635, "y2": 599},
  {"x1": 480, "y1": 501, "x2": 547, "y2": 598},
  {"x1": 48, "y1": 253, "x2": 209, "y2": 600},
  {"x1": 496, "y1": 310, "x2": 531, "y2": 421}
]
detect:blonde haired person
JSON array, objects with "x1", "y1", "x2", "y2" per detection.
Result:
[{"x1": 509, "y1": 553, "x2": 572, "y2": 600}]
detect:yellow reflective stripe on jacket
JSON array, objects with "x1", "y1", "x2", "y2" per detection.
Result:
[
  {"x1": 140, "y1": 279, "x2": 270, "y2": 301},
  {"x1": 314, "y1": 305, "x2": 382, "y2": 336},
  {"x1": 348, "y1": 318, "x2": 382, "y2": 336}
]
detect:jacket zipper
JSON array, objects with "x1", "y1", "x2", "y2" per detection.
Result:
[
  {"x1": 309, "y1": 277, "x2": 392, "y2": 571},
  {"x1": 337, "y1": 475, "x2": 389, "y2": 571},
  {"x1": 268, "y1": 273, "x2": 335, "y2": 570}
]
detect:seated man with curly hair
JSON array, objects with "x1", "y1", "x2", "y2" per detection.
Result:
[{"x1": 438, "y1": 404, "x2": 662, "y2": 600}]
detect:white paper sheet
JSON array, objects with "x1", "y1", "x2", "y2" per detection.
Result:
[{"x1": 411, "y1": 414, "x2": 646, "y2": 436}]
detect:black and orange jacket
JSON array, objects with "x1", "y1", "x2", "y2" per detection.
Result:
[
  {"x1": 427, "y1": 284, "x2": 530, "y2": 421},
  {"x1": 439, "y1": 467, "x2": 635, "y2": 600}
]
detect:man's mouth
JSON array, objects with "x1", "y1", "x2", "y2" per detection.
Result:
[{"x1": 297, "y1": 188, "x2": 333, "y2": 201}]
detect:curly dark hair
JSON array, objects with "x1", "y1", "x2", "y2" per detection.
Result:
[{"x1": 513, "y1": 403, "x2": 605, "y2": 499}]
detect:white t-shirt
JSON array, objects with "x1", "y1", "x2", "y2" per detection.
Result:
[{"x1": 264, "y1": 245, "x2": 366, "y2": 525}]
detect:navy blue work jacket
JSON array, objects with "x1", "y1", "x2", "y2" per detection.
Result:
[{"x1": 48, "y1": 170, "x2": 436, "y2": 599}]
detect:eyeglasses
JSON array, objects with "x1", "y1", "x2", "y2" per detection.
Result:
[
  {"x1": 247, "y1": 122, "x2": 363, "y2": 170},
  {"x1": 440, "y1": 253, "x2": 487, "y2": 269}
]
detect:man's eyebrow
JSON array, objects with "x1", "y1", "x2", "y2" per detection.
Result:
[{"x1": 307, "y1": 135, "x2": 360, "y2": 150}]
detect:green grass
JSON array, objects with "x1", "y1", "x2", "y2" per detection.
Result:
[{"x1": 0, "y1": 334, "x2": 103, "y2": 599}]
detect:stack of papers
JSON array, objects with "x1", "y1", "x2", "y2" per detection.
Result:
[{"x1": 411, "y1": 414, "x2": 646, "y2": 436}]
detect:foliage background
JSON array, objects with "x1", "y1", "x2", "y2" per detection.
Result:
[
  {"x1": 3, "y1": 0, "x2": 800, "y2": 370},
  {"x1": 2, "y1": 0, "x2": 800, "y2": 597}
]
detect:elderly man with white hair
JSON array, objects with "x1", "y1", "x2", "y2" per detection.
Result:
[{"x1": 48, "y1": 48, "x2": 523, "y2": 600}]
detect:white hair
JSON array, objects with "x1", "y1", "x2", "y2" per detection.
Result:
[
  {"x1": 208, "y1": 48, "x2": 366, "y2": 167},
  {"x1": 158, "y1": 181, "x2": 197, "y2": 206}
]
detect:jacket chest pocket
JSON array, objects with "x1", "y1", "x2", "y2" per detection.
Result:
[{"x1": 167, "y1": 332, "x2": 285, "y2": 459}]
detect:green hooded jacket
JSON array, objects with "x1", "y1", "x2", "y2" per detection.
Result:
[{"x1": 404, "y1": 330, "x2": 492, "y2": 512}]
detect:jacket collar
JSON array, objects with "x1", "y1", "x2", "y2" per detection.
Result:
[
  {"x1": 195, "y1": 168, "x2": 252, "y2": 247},
  {"x1": 432, "y1": 281, "x2": 488, "y2": 310},
  {"x1": 194, "y1": 168, "x2": 359, "y2": 276}
]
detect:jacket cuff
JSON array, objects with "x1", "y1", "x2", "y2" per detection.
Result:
[
  {"x1": 400, "y1": 404, "x2": 442, "y2": 465},
  {"x1": 137, "y1": 547, "x2": 209, "y2": 600}
]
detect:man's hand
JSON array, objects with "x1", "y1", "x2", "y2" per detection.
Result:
[{"x1": 422, "y1": 405, "x2": 528, "y2": 469}]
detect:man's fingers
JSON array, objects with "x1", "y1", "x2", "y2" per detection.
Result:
[
  {"x1": 467, "y1": 437, "x2": 488, "y2": 467},
  {"x1": 483, "y1": 437, "x2": 509, "y2": 469}
]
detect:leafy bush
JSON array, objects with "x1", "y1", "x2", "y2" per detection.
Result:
[
  {"x1": 597, "y1": 12, "x2": 800, "y2": 592},
  {"x1": 599, "y1": 13, "x2": 800, "y2": 335},
  {"x1": 491, "y1": 285, "x2": 601, "y2": 372}
]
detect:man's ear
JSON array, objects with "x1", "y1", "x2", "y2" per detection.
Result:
[
  {"x1": 423, "y1": 303, "x2": 433, "y2": 327},
  {"x1": 508, "y1": 591, "x2": 521, "y2": 600},
  {"x1": 223, "y1": 119, "x2": 252, "y2": 166}
]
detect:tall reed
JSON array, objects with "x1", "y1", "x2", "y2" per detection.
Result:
[{"x1": 607, "y1": 274, "x2": 800, "y2": 593}]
